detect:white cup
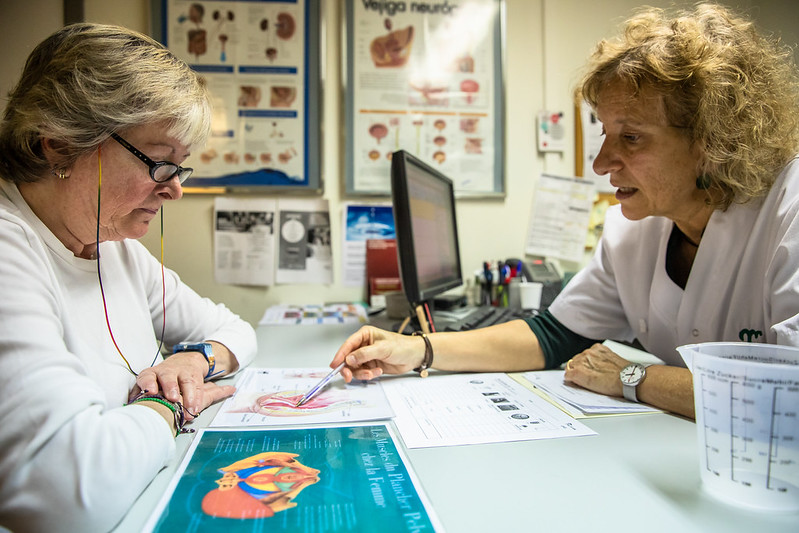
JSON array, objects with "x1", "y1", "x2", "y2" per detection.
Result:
[{"x1": 519, "y1": 282, "x2": 543, "y2": 310}]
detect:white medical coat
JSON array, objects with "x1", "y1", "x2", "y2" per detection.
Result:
[{"x1": 549, "y1": 157, "x2": 799, "y2": 367}]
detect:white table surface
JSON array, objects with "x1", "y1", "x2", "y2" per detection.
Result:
[{"x1": 114, "y1": 323, "x2": 799, "y2": 532}]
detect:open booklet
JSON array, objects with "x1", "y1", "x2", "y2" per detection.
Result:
[{"x1": 210, "y1": 367, "x2": 394, "y2": 427}]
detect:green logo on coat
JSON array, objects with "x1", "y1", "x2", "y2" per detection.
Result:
[{"x1": 738, "y1": 329, "x2": 763, "y2": 342}]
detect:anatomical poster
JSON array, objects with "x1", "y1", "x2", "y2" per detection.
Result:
[
  {"x1": 345, "y1": 0, "x2": 505, "y2": 196},
  {"x1": 144, "y1": 424, "x2": 443, "y2": 532},
  {"x1": 162, "y1": 0, "x2": 321, "y2": 191}
]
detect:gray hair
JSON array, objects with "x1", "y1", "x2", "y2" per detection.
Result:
[{"x1": 0, "y1": 23, "x2": 211, "y2": 183}]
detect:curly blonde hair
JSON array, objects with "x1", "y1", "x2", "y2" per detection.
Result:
[
  {"x1": 577, "y1": 3, "x2": 799, "y2": 209},
  {"x1": 0, "y1": 23, "x2": 211, "y2": 184}
]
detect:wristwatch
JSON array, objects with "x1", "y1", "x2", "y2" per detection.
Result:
[
  {"x1": 173, "y1": 342, "x2": 216, "y2": 380},
  {"x1": 620, "y1": 363, "x2": 648, "y2": 402}
]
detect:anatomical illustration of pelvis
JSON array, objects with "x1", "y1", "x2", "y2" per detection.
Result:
[
  {"x1": 370, "y1": 26, "x2": 414, "y2": 67},
  {"x1": 202, "y1": 452, "x2": 320, "y2": 519}
]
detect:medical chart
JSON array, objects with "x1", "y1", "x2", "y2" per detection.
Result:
[
  {"x1": 515, "y1": 371, "x2": 662, "y2": 418},
  {"x1": 381, "y1": 372, "x2": 596, "y2": 448},
  {"x1": 210, "y1": 368, "x2": 394, "y2": 427},
  {"x1": 144, "y1": 424, "x2": 443, "y2": 533}
]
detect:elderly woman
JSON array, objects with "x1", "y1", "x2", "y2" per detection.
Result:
[
  {"x1": 329, "y1": 4, "x2": 799, "y2": 419},
  {"x1": 0, "y1": 24, "x2": 256, "y2": 532}
]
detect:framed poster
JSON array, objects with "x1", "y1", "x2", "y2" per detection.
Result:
[
  {"x1": 343, "y1": 0, "x2": 505, "y2": 197},
  {"x1": 153, "y1": 0, "x2": 322, "y2": 193}
]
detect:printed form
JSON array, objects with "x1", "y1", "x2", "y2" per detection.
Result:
[{"x1": 380, "y1": 373, "x2": 596, "y2": 448}]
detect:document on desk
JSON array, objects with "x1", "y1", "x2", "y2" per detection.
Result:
[
  {"x1": 259, "y1": 303, "x2": 368, "y2": 326},
  {"x1": 516, "y1": 371, "x2": 662, "y2": 417},
  {"x1": 143, "y1": 424, "x2": 444, "y2": 533},
  {"x1": 381, "y1": 373, "x2": 595, "y2": 448},
  {"x1": 210, "y1": 367, "x2": 394, "y2": 427}
]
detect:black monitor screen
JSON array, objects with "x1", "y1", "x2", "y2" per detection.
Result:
[{"x1": 391, "y1": 150, "x2": 463, "y2": 308}]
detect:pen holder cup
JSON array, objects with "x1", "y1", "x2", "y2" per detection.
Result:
[
  {"x1": 677, "y1": 342, "x2": 799, "y2": 512},
  {"x1": 519, "y1": 282, "x2": 543, "y2": 311}
]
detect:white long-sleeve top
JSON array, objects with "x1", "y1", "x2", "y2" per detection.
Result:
[
  {"x1": 550, "y1": 157, "x2": 799, "y2": 366},
  {"x1": 0, "y1": 179, "x2": 256, "y2": 532}
]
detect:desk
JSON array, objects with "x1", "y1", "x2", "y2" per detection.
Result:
[{"x1": 116, "y1": 324, "x2": 797, "y2": 532}]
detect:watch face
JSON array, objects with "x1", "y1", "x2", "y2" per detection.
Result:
[{"x1": 620, "y1": 364, "x2": 645, "y2": 385}]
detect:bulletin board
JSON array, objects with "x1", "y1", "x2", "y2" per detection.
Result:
[
  {"x1": 343, "y1": 0, "x2": 506, "y2": 197},
  {"x1": 152, "y1": 0, "x2": 322, "y2": 193}
]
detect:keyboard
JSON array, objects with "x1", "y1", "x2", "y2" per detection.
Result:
[{"x1": 438, "y1": 306, "x2": 528, "y2": 332}]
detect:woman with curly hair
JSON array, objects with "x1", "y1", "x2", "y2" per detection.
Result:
[{"x1": 327, "y1": 3, "x2": 799, "y2": 420}]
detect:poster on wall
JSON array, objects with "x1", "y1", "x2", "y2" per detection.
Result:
[
  {"x1": 159, "y1": 0, "x2": 322, "y2": 192},
  {"x1": 343, "y1": 0, "x2": 505, "y2": 196}
]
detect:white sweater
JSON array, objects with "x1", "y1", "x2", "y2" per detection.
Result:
[{"x1": 0, "y1": 180, "x2": 256, "y2": 532}]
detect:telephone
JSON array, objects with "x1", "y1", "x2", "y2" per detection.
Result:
[{"x1": 505, "y1": 257, "x2": 563, "y2": 310}]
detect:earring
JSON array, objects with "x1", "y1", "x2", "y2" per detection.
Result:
[
  {"x1": 696, "y1": 175, "x2": 711, "y2": 190},
  {"x1": 51, "y1": 168, "x2": 69, "y2": 180}
]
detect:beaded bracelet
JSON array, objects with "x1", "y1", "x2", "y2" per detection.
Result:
[
  {"x1": 128, "y1": 392, "x2": 195, "y2": 437},
  {"x1": 412, "y1": 331, "x2": 434, "y2": 378}
]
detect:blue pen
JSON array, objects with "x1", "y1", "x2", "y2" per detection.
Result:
[
  {"x1": 483, "y1": 262, "x2": 493, "y2": 305},
  {"x1": 295, "y1": 362, "x2": 346, "y2": 407}
]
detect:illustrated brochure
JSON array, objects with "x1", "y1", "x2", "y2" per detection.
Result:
[{"x1": 143, "y1": 424, "x2": 443, "y2": 532}]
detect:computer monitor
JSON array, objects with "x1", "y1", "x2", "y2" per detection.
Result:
[{"x1": 390, "y1": 150, "x2": 463, "y2": 310}]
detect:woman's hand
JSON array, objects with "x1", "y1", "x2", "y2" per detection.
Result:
[
  {"x1": 130, "y1": 352, "x2": 234, "y2": 418},
  {"x1": 562, "y1": 343, "x2": 631, "y2": 397},
  {"x1": 330, "y1": 326, "x2": 426, "y2": 382}
]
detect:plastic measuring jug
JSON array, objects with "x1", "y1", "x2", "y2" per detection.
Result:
[{"x1": 677, "y1": 342, "x2": 799, "y2": 512}]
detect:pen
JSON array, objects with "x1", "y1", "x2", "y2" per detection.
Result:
[{"x1": 295, "y1": 362, "x2": 346, "y2": 407}]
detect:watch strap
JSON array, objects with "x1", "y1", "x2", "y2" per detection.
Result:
[{"x1": 622, "y1": 380, "x2": 639, "y2": 402}]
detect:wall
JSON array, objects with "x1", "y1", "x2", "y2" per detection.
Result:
[{"x1": 2, "y1": 0, "x2": 796, "y2": 325}]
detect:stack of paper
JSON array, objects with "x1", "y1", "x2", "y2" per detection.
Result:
[{"x1": 515, "y1": 371, "x2": 662, "y2": 418}]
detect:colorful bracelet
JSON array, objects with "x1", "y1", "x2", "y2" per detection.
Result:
[
  {"x1": 128, "y1": 392, "x2": 194, "y2": 437},
  {"x1": 412, "y1": 332, "x2": 434, "y2": 378}
]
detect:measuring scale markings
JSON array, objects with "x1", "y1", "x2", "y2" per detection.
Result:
[{"x1": 699, "y1": 368, "x2": 799, "y2": 493}]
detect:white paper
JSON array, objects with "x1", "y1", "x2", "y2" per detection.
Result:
[
  {"x1": 381, "y1": 373, "x2": 595, "y2": 448},
  {"x1": 525, "y1": 173, "x2": 595, "y2": 263},
  {"x1": 276, "y1": 198, "x2": 333, "y2": 284},
  {"x1": 210, "y1": 367, "x2": 395, "y2": 427},
  {"x1": 341, "y1": 204, "x2": 395, "y2": 287},
  {"x1": 580, "y1": 101, "x2": 612, "y2": 191},
  {"x1": 259, "y1": 303, "x2": 368, "y2": 326},
  {"x1": 518, "y1": 371, "x2": 662, "y2": 417},
  {"x1": 213, "y1": 196, "x2": 276, "y2": 286}
]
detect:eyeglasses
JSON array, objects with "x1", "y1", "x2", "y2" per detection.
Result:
[{"x1": 110, "y1": 133, "x2": 193, "y2": 184}]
